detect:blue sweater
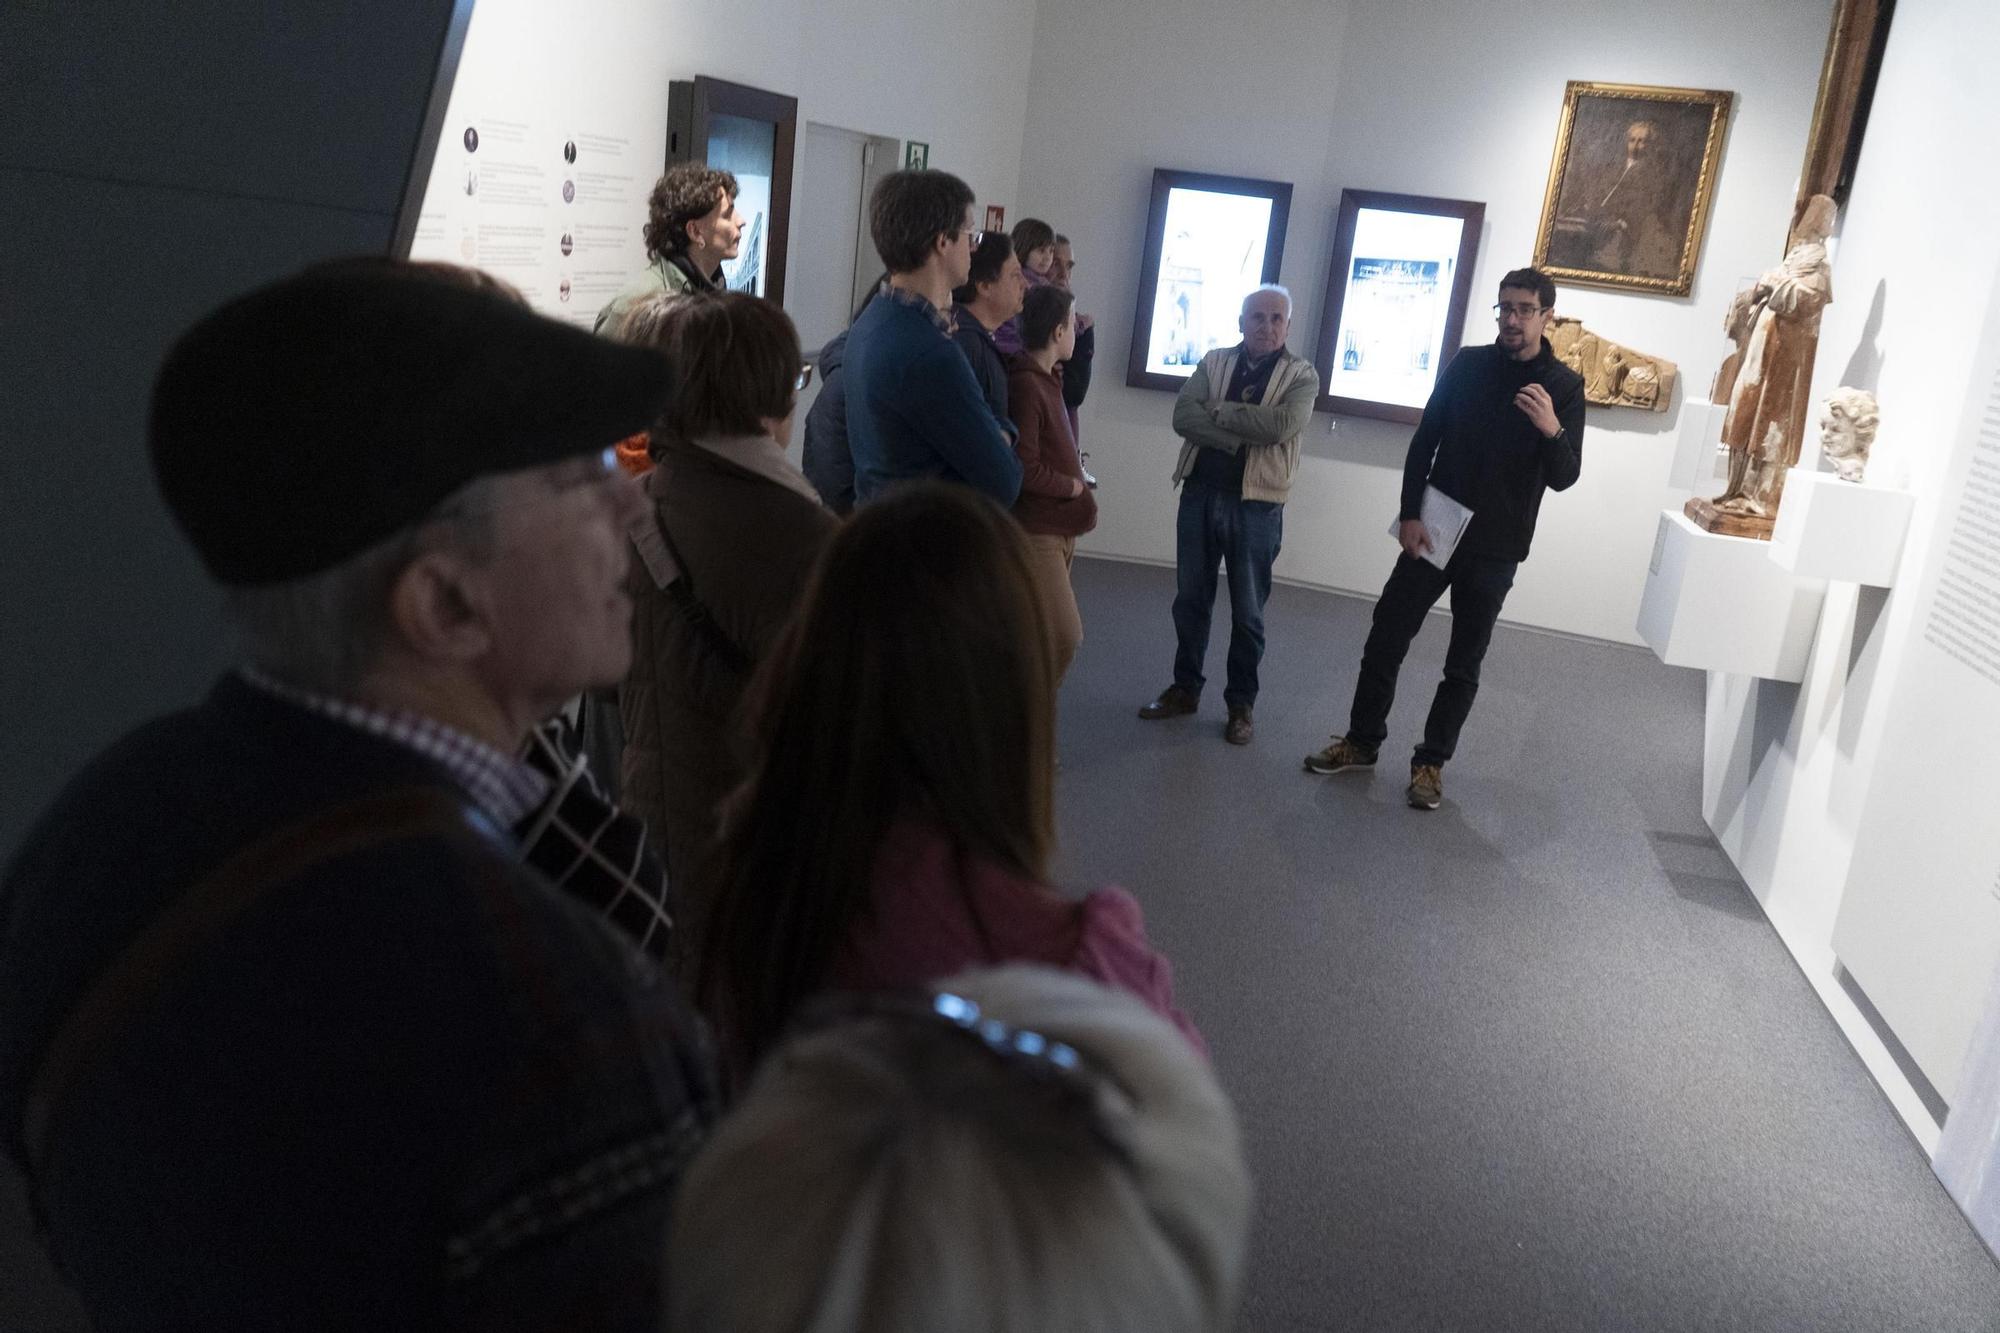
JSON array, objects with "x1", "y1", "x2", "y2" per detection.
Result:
[{"x1": 843, "y1": 291, "x2": 1021, "y2": 506}]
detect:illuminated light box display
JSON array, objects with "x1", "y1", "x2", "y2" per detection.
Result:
[
  {"x1": 1126, "y1": 169, "x2": 1292, "y2": 392},
  {"x1": 1314, "y1": 190, "x2": 1484, "y2": 425}
]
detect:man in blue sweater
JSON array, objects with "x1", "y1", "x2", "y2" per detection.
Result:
[
  {"x1": 844, "y1": 169, "x2": 1021, "y2": 507},
  {"x1": 1305, "y1": 267, "x2": 1585, "y2": 810}
]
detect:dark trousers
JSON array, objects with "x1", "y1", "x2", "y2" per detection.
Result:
[
  {"x1": 1171, "y1": 481, "x2": 1283, "y2": 710},
  {"x1": 1348, "y1": 551, "x2": 1518, "y2": 766}
]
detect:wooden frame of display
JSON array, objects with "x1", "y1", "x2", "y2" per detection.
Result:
[
  {"x1": 1313, "y1": 189, "x2": 1484, "y2": 425},
  {"x1": 666, "y1": 75, "x2": 798, "y2": 303},
  {"x1": 1125, "y1": 168, "x2": 1292, "y2": 393}
]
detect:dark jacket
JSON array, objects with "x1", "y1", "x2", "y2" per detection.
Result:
[
  {"x1": 1062, "y1": 319, "x2": 1096, "y2": 412},
  {"x1": 621, "y1": 435, "x2": 837, "y2": 970},
  {"x1": 1006, "y1": 352, "x2": 1098, "y2": 538},
  {"x1": 843, "y1": 290, "x2": 1021, "y2": 506},
  {"x1": 802, "y1": 330, "x2": 856, "y2": 514},
  {"x1": 950, "y1": 305, "x2": 1017, "y2": 441},
  {"x1": 0, "y1": 676, "x2": 719, "y2": 1329},
  {"x1": 1401, "y1": 340, "x2": 1586, "y2": 561}
]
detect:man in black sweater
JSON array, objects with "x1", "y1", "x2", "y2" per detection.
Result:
[{"x1": 1305, "y1": 267, "x2": 1584, "y2": 809}]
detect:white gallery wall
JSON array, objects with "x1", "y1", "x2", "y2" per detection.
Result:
[
  {"x1": 408, "y1": 0, "x2": 1040, "y2": 322},
  {"x1": 1018, "y1": 0, "x2": 1833, "y2": 644},
  {"x1": 1702, "y1": 0, "x2": 2000, "y2": 1148}
]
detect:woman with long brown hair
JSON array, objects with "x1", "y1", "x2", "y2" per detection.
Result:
[{"x1": 698, "y1": 482, "x2": 1200, "y2": 1075}]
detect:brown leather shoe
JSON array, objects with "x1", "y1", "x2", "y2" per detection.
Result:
[
  {"x1": 1137, "y1": 685, "x2": 1199, "y2": 720},
  {"x1": 1224, "y1": 705, "x2": 1254, "y2": 745}
]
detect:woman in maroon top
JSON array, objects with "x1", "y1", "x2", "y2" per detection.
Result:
[
  {"x1": 1007, "y1": 284, "x2": 1098, "y2": 686},
  {"x1": 698, "y1": 483, "x2": 1199, "y2": 1081}
]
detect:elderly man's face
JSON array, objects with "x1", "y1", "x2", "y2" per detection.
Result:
[
  {"x1": 1239, "y1": 290, "x2": 1291, "y2": 358},
  {"x1": 1048, "y1": 241, "x2": 1075, "y2": 291},
  {"x1": 461, "y1": 449, "x2": 648, "y2": 718},
  {"x1": 1626, "y1": 123, "x2": 1655, "y2": 161}
]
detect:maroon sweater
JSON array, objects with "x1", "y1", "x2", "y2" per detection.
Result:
[{"x1": 1006, "y1": 353, "x2": 1098, "y2": 538}]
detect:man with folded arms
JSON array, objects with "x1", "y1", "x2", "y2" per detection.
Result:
[
  {"x1": 1138, "y1": 285, "x2": 1317, "y2": 746},
  {"x1": 1305, "y1": 267, "x2": 1584, "y2": 810},
  {"x1": 0, "y1": 261, "x2": 718, "y2": 1328}
]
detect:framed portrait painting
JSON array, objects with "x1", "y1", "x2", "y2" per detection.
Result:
[
  {"x1": 1313, "y1": 189, "x2": 1484, "y2": 424},
  {"x1": 1533, "y1": 82, "x2": 1732, "y2": 296},
  {"x1": 1126, "y1": 168, "x2": 1292, "y2": 393}
]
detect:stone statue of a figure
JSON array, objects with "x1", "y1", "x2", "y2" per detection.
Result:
[
  {"x1": 1686, "y1": 194, "x2": 1838, "y2": 538},
  {"x1": 1819, "y1": 386, "x2": 1879, "y2": 482}
]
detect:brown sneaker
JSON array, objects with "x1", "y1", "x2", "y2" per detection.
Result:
[
  {"x1": 1303, "y1": 736, "x2": 1377, "y2": 775},
  {"x1": 1137, "y1": 684, "x2": 1199, "y2": 720},
  {"x1": 1224, "y1": 705, "x2": 1254, "y2": 745},
  {"x1": 1407, "y1": 763, "x2": 1443, "y2": 810}
]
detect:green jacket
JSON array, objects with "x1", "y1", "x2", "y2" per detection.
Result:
[
  {"x1": 1169, "y1": 345, "x2": 1319, "y2": 503},
  {"x1": 593, "y1": 255, "x2": 712, "y2": 336}
]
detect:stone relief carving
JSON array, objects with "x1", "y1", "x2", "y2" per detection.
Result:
[{"x1": 1547, "y1": 316, "x2": 1678, "y2": 412}]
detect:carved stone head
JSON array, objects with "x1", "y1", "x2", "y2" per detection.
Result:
[{"x1": 1819, "y1": 386, "x2": 1879, "y2": 482}]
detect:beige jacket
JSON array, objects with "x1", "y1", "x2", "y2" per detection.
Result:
[{"x1": 1169, "y1": 346, "x2": 1319, "y2": 503}]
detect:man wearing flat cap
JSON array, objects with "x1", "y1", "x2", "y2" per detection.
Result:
[{"x1": 0, "y1": 260, "x2": 718, "y2": 1329}]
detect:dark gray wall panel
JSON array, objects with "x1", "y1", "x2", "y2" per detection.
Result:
[
  {"x1": 1, "y1": 1, "x2": 463, "y2": 858},
  {"x1": 2, "y1": 2, "x2": 460, "y2": 216}
]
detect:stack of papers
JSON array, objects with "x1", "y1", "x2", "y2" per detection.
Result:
[{"x1": 1388, "y1": 485, "x2": 1473, "y2": 568}]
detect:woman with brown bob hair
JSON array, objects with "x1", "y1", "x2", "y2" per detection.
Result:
[
  {"x1": 618, "y1": 291, "x2": 835, "y2": 981},
  {"x1": 698, "y1": 482, "x2": 1201, "y2": 1077}
]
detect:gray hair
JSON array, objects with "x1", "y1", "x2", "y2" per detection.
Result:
[
  {"x1": 668, "y1": 965, "x2": 1251, "y2": 1333},
  {"x1": 1243, "y1": 283, "x2": 1291, "y2": 317},
  {"x1": 223, "y1": 476, "x2": 501, "y2": 693}
]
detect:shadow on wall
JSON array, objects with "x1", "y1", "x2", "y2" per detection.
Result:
[
  {"x1": 1709, "y1": 674, "x2": 1803, "y2": 844},
  {"x1": 1839, "y1": 278, "x2": 1888, "y2": 395}
]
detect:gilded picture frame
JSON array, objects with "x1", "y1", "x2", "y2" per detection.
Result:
[{"x1": 1533, "y1": 82, "x2": 1732, "y2": 297}]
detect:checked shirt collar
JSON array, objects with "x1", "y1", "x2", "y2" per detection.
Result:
[
  {"x1": 881, "y1": 282, "x2": 953, "y2": 335},
  {"x1": 238, "y1": 667, "x2": 550, "y2": 828}
]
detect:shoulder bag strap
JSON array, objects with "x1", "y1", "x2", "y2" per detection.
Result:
[{"x1": 647, "y1": 512, "x2": 753, "y2": 678}]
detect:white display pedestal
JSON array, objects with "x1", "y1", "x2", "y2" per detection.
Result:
[
  {"x1": 1767, "y1": 466, "x2": 1915, "y2": 587},
  {"x1": 1669, "y1": 399, "x2": 1729, "y2": 491},
  {"x1": 1637, "y1": 509, "x2": 1827, "y2": 682}
]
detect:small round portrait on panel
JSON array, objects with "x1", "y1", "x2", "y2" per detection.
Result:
[
  {"x1": 562, "y1": 179, "x2": 575, "y2": 204},
  {"x1": 560, "y1": 233, "x2": 574, "y2": 257},
  {"x1": 464, "y1": 170, "x2": 478, "y2": 197},
  {"x1": 559, "y1": 277, "x2": 573, "y2": 302},
  {"x1": 564, "y1": 140, "x2": 577, "y2": 163},
  {"x1": 463, "y1": 126, "x2": 479, "y2": 153}
]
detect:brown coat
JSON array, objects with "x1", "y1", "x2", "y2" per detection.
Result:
[
  {"x1": 1005, "y1": 354, "x2": 1098, "y2": 538},
  {"x1": 620, "y1": 434, "x2": 837, "y2": 976}
]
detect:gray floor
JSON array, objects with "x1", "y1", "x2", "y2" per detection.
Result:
[
  {"x1": 1052, "y1": 556, "x2": 2000, "y2": 1331},
  {"x1": 7, "y1": 556, "x2": 1998, "y2": 1330}
]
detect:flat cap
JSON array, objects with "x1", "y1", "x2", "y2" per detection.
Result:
[{"x1": 149, "y1": 260, "x2": 673, "y2": 586}]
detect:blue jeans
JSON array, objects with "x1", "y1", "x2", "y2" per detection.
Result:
[
  {"x1": 1171, "y1": 481, "x2": 1283, "y2": 710},
  {"x1": 1348, "y1": 551, "x2": 1518, "y2": 766}
]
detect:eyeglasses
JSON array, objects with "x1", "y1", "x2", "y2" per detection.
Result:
[
  {"x1": 791, "y1": 988, "x2": 1137, "y2": 1163},
  {"x1": 795, "y1": 364, "x2": 815, "y2": 392},
  {"x1": 1494, "y1": 303, "x2": 1547, "y2": 320}
]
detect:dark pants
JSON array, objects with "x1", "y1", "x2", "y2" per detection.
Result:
[
  {"x1": 1171, "y1": 481, "x2": 1283, "y2": 710},
  {"x1": 1348, "y1": 551, "x2": 1518, "y2": 767}
]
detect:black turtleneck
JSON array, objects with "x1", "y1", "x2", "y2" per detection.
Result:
[{"x1": 1399, "y1": 338, "x2": 1585, "y2": 561}]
